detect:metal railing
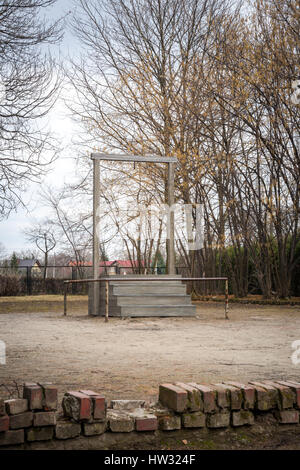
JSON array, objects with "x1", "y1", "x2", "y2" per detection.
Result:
[{"x1": 63, "y1": 276, "x2": 229, "y2": 321}]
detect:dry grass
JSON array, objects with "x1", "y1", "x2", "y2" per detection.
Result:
[{"x1": 0, "y1": 294, "x2": 88, "y2": 314}]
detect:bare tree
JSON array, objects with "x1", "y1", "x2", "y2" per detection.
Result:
[
  {"x1": 24, "y1": 222, "x2": 56, "y2": 278},
  {"x1": 0, "y1": 0, "x2": 63, "y2": 218}
]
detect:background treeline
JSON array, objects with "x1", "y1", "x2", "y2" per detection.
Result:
[
  {"x1": 62, "y1": 0, "x2": 299, "y2": 299},
  {"x1": 1, "y1": 0, "x2": 298, "y2": 299}
]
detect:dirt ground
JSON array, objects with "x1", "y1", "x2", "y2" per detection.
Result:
[{"x1": 0, "y1": 298, "x2": 300, "y2": 406}]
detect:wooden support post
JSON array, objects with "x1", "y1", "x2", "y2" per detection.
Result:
[
  {"x1": 225, "y1": 279, "x2": 229, "y2": 320},
  {"x1": 93, "y1": 158, "x2": 100, "y2": 315},
  {"x1": 64, "y1": 283, "x2": 67, "y2": 316},
  {"x1": 105, "y1": 280, "x2": 109, "y2": 323},
  {"x1": 167, "y1": 161, "x2": 175, "y2": 275}
]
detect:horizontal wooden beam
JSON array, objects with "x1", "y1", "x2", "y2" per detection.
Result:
[{"x1": 91, "y1": 153, "x2": 177, "y2": 163}]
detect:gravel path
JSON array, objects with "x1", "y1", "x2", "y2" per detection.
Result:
[{"x1": 1, "y1": 302, "x2": 299, "y2": 404}]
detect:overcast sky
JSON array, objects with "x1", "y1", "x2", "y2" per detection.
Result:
[{"x1": 0, "y1": 0, "x2": 82, "y2": 256}]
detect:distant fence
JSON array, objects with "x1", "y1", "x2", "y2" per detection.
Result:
[{"x1": 0, "y1": 265, "x2": 226, "y2": 296}]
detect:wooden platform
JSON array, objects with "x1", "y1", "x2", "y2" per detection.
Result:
[{"x1": 88, "y1": 275, "x2": 196, "y2": 317}]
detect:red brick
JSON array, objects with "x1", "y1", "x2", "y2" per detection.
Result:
[
  {"x1": 225, "y1": 381, "x2": 255, "y2": 409},
  {"x1": 0, "y1": 415, "x2": 9, "y2": 432},
  {"x1": 0, "y1": 429, "x2": 24, "y2": 446},
  {"x1": 188, "y1": 383, "x2": 217, "y2": 413},
  {"x1": 158, "y1": 414, "x2": 181, "y2": 431},
  {"x1": 33, "y1": 411, "x2": 56, "y2": 427},
  {"x1": 275, "y1": 410, "x2": 299, "y2": 424},
  {"x1": 82, "y1": 421, "x2": 106, "y2": 436},
  {"x1": 219, "y1": 383, "x2": 243, "y2": 409},
  {"x1": 174, "y1": 382, "x2": 203, "y2": 411},
  {"x1": 232, "y1": 410, "x2": 254, "y2": 427},
  {"x1": 263, "y1": 381, "x2": 295, "y2": 409},
  {"x1": 26, "y1": 426, "x2": 54, "y2": 442},
  {"x1": 276, "y1": 381, "x2": 300, "y2": 408},
  {"x1": 38, "y1": 383, "x2": 58, "y2": 411},
  {"x1": 135, "y1": 415, "x2": 158, "y2": 432},
  {"x1": 80, "y1": 390, "x2": 106, "y2": 421},
  {"x1": 210, "y1": 384, "x2": 230, "y2": 409},
  {"x1": 159, "y1": 384, "x2": 188, "y2": 412},
  {"x1": 9, "y1": 411, "x2": 33, "y2": 429},
  {"x1": 249, "y1": 381, "x2": 278, "y2": 410},
  {"x1": 207, "y1": 412, "x2": 230, "y2": 428},
  {"x1": 182, "y1": 411, "x2": 206, "y2": 428},
  {"x1": 62, "y1": 391, "x2": 91, "y2": 421},
  {"x1": 5, "y1": 398, "x2": 28, "y2": 415},
  {"x1": 23, "y1": 383, "x2": 43, "y2": 410},
  {"x1": 0, "y1": 399, "x2": 5, "y2": 416}
]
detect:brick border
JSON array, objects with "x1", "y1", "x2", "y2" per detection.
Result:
[{"x1": 0, "y1": 379, "x2": 300, "y2": 447}]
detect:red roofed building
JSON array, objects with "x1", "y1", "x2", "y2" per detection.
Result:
[{"x1": 68, "y1": 259, "x2": 146, "y2": 275}]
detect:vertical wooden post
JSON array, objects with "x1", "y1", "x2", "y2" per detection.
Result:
[
  {"x1": 105, "y1": 280, "x2": 109, "y2": 323},
  {"x1": 93, "y1": 158, "x2": 100, "y2": 315},
  {"x1": 64, "y1": 283, "x2": 67, "y2": 316},
  {"x1": 225, "y1": 279, "x2": 229, "y2": 320},
  {"x1": 167, "y1": 161, "x2": 175, "y2": 275}
]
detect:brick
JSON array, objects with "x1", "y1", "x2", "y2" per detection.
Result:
[
  {"x1": 225, "y1": 381, "x2": 255, "y2": 409},
  {"x1": 110, "y1": 399, "x2": 145, "y2": 410},
  {"x1": 5, "y1": 398, "x2": 28, "y2": 415},
  {"x1": 174, "y1": 382, "x2": 203, "y2": 411},
  {"x1": 33, "y1": 411, "x2": 56, "y2": 427},
  {"x1": 26, "y1": 426, "x2": 54, "y2": 442},
  {"x1": 249, "y1": 382, "x2": 278, "y2": 410},
  {"x1": 276, "y1": 381, "x2": 300, "y2": 408},
  {"x1": 0, "y1": 429, "x2": 24, "y2": 447},
  {"x1": 219, "y1": 383, "x2": 243, "y2": 410},
  {"x1": 23, "y1": 383, "x2": 43, "y2": 410},
  {"x1": 207, "y1": 412, "x2": 230, "y2": 428},
  {"x1": 210, "y1": 384, "x2": 230, "y2": 409},
  {"x1": 127, "y1": 408, "x2": 158, "y2": 431},
  {"x1": 62, "y1": 391, "x2": 91, "y2": 421},
  {"x1": 182, "y1": 411, "x2": 206, "y2": 428},
  {"x1": 263, "y1": 381, "x2": 295, "y2": 409},
  {"x1": 275, "y1": 410, "x2": 299, "y2": 424},
  {"x1": 55, "y1": 420, "x2": 81, "y2": 440},
  {"x1": 135, "y1": 415, "x2": 158, "y2": 432},
  {"x1": 82, "y1": 421, "x2": 106, "y2": 436},
  {"x1": 0, "y1": 398, "x2": 5, "y2": 416},
  {"x1": 158, "y1": 414, "x2": 181, "y2": 431},
  {"x1": 159, "y1": 384, "x2": 188, "y2": 412},
  {"x1": 9, "y1": 411, "x2": 33, "y2": 429},
  {"x1": 232, "y1": 410, "x2": 254, "y2": 427},
  {"x1": 188, "y1": 383, "x2": 217, "y2": 413},
  {"x1": 0, "y1": 415, "x2": 9, "y2": 432},
  {"x1": 80, "y1": 390, "x2": 106, "y2": 420},
  {"x1": 38, "y1": 383, "x2": 58, "y2": 411},
  {"x1": 107, "y1": 410, "x2": 134, "y2": 433}
]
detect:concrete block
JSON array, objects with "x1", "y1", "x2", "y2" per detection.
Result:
[
  {"x1": 82, "y1": 421, "x2": 106, "y2": 436},
  {"x1": 107, "y1": 410, "x2": 134, "y2": 433},
  {"x1": 207, "y1": 412, "x2": 230, "y2": 428},
  {"x1": 232, "y1": 410, "x2": 254, "y2": 426},
  {"x1": 9, "y1": 411, "x2": 33, "y2": 429},
  {"x1": 55, "y1": 420, "x2": 81, "y2": 440},
  {"x1": 182, "y1": 411, "x2": 206, "y2": 428},
  {"x1": 33, "y1": 411, "x2": 56, "y2": 427}
]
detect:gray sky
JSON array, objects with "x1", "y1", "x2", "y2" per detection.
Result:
[{"x1": 0, "y1": 0, "x2": 81, "y2": 256}]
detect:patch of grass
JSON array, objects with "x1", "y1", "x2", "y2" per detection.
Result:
[{"x1": 0, "y1": 294, "x2": 88, "y2": 314}]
